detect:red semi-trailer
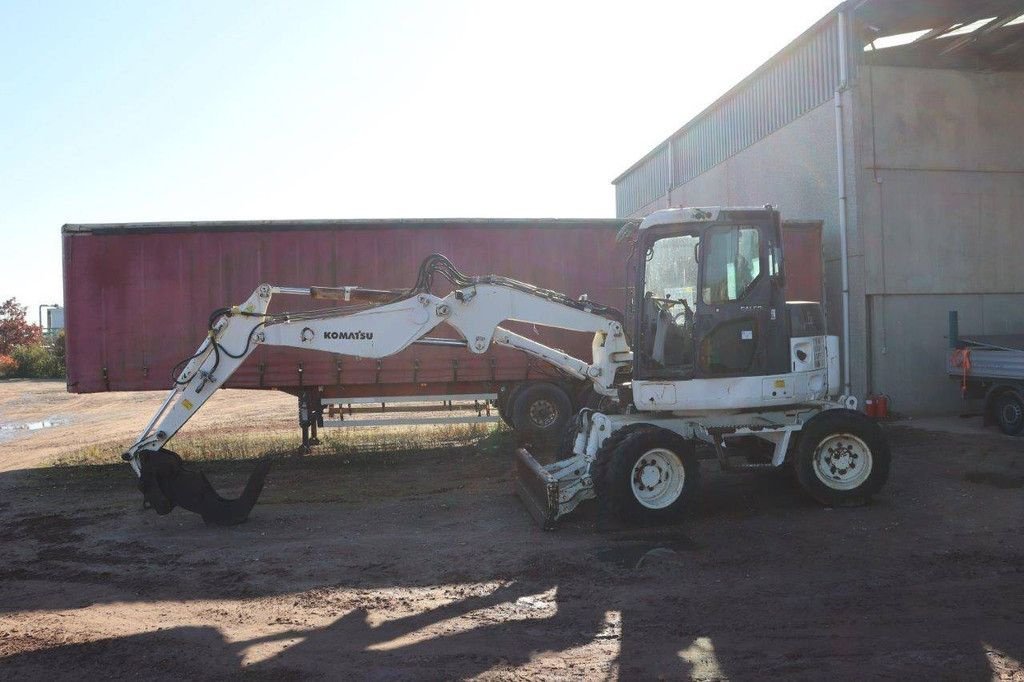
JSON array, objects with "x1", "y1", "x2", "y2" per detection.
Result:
[{"x1": 62, "y1": 217, "x2": 822, "y2": 442}]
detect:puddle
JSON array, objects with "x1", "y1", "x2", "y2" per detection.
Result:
[
  {"x1": 0, "y1": 417, "x2": 69, "y2": 441},
  {"x1": 594, "y1": 536, "x2": 700, "y2": 570}
]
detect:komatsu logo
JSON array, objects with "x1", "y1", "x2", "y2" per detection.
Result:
[{"x1": 324, "y1": 330, "x2": 373, "y2": 340}]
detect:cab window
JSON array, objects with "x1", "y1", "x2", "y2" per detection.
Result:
[
  {"x1": 702, "y1": 226, "x2": 761, "y2": 304},
  {"x1": 639, "y1": 233, "x2": 700, "y2": 375}
]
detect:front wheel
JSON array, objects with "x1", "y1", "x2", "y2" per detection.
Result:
[
  {"x1": 795, "y1": 409, "x2": 891, "y2": 506},
  {"x1": 594, "y1": 428, "x2": 701, "y2": 526}
]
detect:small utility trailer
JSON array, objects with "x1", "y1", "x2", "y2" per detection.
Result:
[{"x1": 948, "y1": 311, "x2": 1024, "y2": 436}]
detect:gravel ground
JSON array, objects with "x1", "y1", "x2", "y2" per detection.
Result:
[{"x1": 0, "y1": 380, "x2": 1021, "y2": 680}]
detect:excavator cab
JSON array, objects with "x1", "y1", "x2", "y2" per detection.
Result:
[{"x1": 633, "y1": 206, "x2": 791, "y2": 383}]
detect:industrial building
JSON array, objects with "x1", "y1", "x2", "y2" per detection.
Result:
[{"x1": 612, "y1": 0, "x2": 1024, "y2": 413}]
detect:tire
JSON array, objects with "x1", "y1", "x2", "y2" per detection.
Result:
[
  {"x1": 795, "y1": 409, "x2": 891, "y2": 506},
  {"x1": 593, "y1": 427, "x2": 700, "y2": 526},
  {"x1": 510, "y1": 382, "x2": 574, "y2": 446},
  {"x1": 992, "y1": 391, "x2": 1024, "y2": 436},
  {"x1": 495, "y1": 387, "x2": 516, "y2": 429}
]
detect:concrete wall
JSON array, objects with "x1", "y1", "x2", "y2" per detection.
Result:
[
  {"x1": 627, "y1": 96, "x2": 871, "y2": 401},
  {"x1": 855, "y1": 66, "x2": 1024, "y2": 412}
]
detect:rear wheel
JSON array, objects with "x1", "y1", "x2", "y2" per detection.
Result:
[
  {"x1": 795, "y1": 409, "x2": 891, "y2": 506},
  {"x1": 993, "y1": 391, "x2": 1024, "y2": 436},
  {"x1": 594, "y1": 428, "x2": 700, "y2": 526},
  {"x1": 510, "y1": 382, "x2": 573, "y2": 446}
]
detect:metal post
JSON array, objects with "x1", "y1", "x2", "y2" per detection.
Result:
[{"x1": 835, "y1": 10, "x2": 853, "y2": 398}]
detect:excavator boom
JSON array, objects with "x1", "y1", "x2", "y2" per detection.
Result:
[{"x1": 123, "y1": 255, "x2": 631, "y2": 524}]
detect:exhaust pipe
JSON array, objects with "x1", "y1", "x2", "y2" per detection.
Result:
[{"x1": 137, "y1": 449, "x2": 270, "y2": 526}]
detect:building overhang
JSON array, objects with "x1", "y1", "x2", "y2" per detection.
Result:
[{"x1": 858, "y1": 0, "x2": 1024, "y2": 71}]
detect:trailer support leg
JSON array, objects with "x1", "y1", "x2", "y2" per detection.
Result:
[{"x1": 298, "y1": 390, "x2": 324, "y2": 453}]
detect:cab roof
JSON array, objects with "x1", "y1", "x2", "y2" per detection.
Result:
[{"x1": 637, "y1": 206, "x2": 775, "y2": 231}]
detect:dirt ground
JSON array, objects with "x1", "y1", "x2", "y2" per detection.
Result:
[{"x1": 0, "y1": 379, "x2": 1022, "y2": 680}]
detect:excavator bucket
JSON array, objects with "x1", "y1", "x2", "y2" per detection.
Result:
[
  {"x1": 137, "y1": 449, "x2": 270, "y2": 526},
  {"x1": 514, "y1": 448, "x2": 560, "y2": 530}
]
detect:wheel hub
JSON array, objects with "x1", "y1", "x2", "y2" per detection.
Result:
[
  {"x1": 528, "y1": 399, "x2": 558, "y2": 429},
  {"x1": 813, "y1": 433, "x2": 872, "y2": 491},
  {"x1": 630, "y1": 448, "x2": 685, "y2": 509},
  {"x1": 1001, "y1": 401, "x2": 1022, "y2": 425},
  {"x1": 638, "y1": 462, "x2": 662, "y2": 489}
]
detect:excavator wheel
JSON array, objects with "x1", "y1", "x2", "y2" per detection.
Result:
[
  {"x1": 794, "y1": 409, "x2": 891, "y2": 506},
  {"x1": 137, "y1": 449, "x2": 271, "y2": 526},
  {"x1": 592, "y1": 425, "x2": 700, "y2": 526}
]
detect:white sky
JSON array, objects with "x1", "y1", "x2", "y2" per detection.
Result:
[{"x1": 0, "y1": 0, "x2": 839, "y2": 317}]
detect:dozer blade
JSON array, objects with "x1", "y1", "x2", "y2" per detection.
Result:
[
  {"x1": 137, "y1": 449, "x2": 271, "y2": 526},
  {"x1": 514, "y1": 448, "x2": 560, "y2": 530}
]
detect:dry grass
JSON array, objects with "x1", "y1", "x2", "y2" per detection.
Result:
[{"x1": 51, "y1": 422, "x2": 513, "y2": 468}]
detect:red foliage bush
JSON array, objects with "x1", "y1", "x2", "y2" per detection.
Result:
[
  {"x1": 0, "y1": 354, "x2": 17, "y2": 378},
  {"x1": 0, "y1": 298, "x2": 41, "y2": 355}
]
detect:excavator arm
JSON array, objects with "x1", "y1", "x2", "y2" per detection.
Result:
[{"x1": 123, "y1": 256, "x2": 631, "y2": 525}]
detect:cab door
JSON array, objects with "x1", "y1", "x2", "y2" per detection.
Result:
[{"x1": 693, "y1": 222, "x2": 776, "y2": 378}]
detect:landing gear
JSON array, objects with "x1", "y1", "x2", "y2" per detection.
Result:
[
  {"x1": 299, "y1": 390, "x2": 323, "y2": 452},
  {"x1": 593, "y1": 427, "x2": 701, "y2": 525},
  {"x1": 795, "y1": 409, "x2": 891, "y2": 506}
]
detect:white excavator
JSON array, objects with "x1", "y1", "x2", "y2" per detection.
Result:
[{"x1": 123, "y1": 206, "x2": 891, "y2": 528}]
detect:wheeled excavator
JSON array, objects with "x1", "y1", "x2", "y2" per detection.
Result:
[{"x1": 123, "y1": 206, "x2": 891, "y2": 528}]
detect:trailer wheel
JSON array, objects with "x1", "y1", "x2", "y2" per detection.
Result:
[
  {"x1": 594, "y1": 428, "x2": 700, "y2": 526},
  {"x1": 795, "y1": 409, "x2": 891, "y2": 506},
  {"x1": 495, "y1": 387, "x2": 516, "y2": 429},
  {"x1": 510, "y1": 382, "x2": 573, "y2": 445},
  {"x1": 993, "y1": 391, "x2": 1024, "y2": 436}
]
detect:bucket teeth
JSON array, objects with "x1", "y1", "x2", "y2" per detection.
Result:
[
  {"x1": 138, "y1": 449, "x2": 270, "y2": 526},
  {"x1": 514, "y1": 448, "x2": 559, "y2": 530}
]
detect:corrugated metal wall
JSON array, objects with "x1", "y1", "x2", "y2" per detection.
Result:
[
  {"x1": 615, "y1": 15, "x2": 845, "y2": 218},
  {"x1": 614, "y1": 145, "x2": 670, "y2": 220}
]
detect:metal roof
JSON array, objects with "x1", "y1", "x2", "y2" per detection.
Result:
[
  {"x1": 63, "y1": 218, "x2": 627, "y2": 236},
  {"x1": 610, "y1": 2, "x2": 847, "y2": 185},
  {"x1": 612, "y1": 0, "x2": 1024, "y2": 186},
  {"x1": 858, "y1": 0, "x2": 1024, "y2": 70}
]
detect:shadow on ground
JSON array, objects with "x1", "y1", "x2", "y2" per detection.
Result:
[{"x1": 0, "y1": 425, "x2": 1022, "y2": 679}]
